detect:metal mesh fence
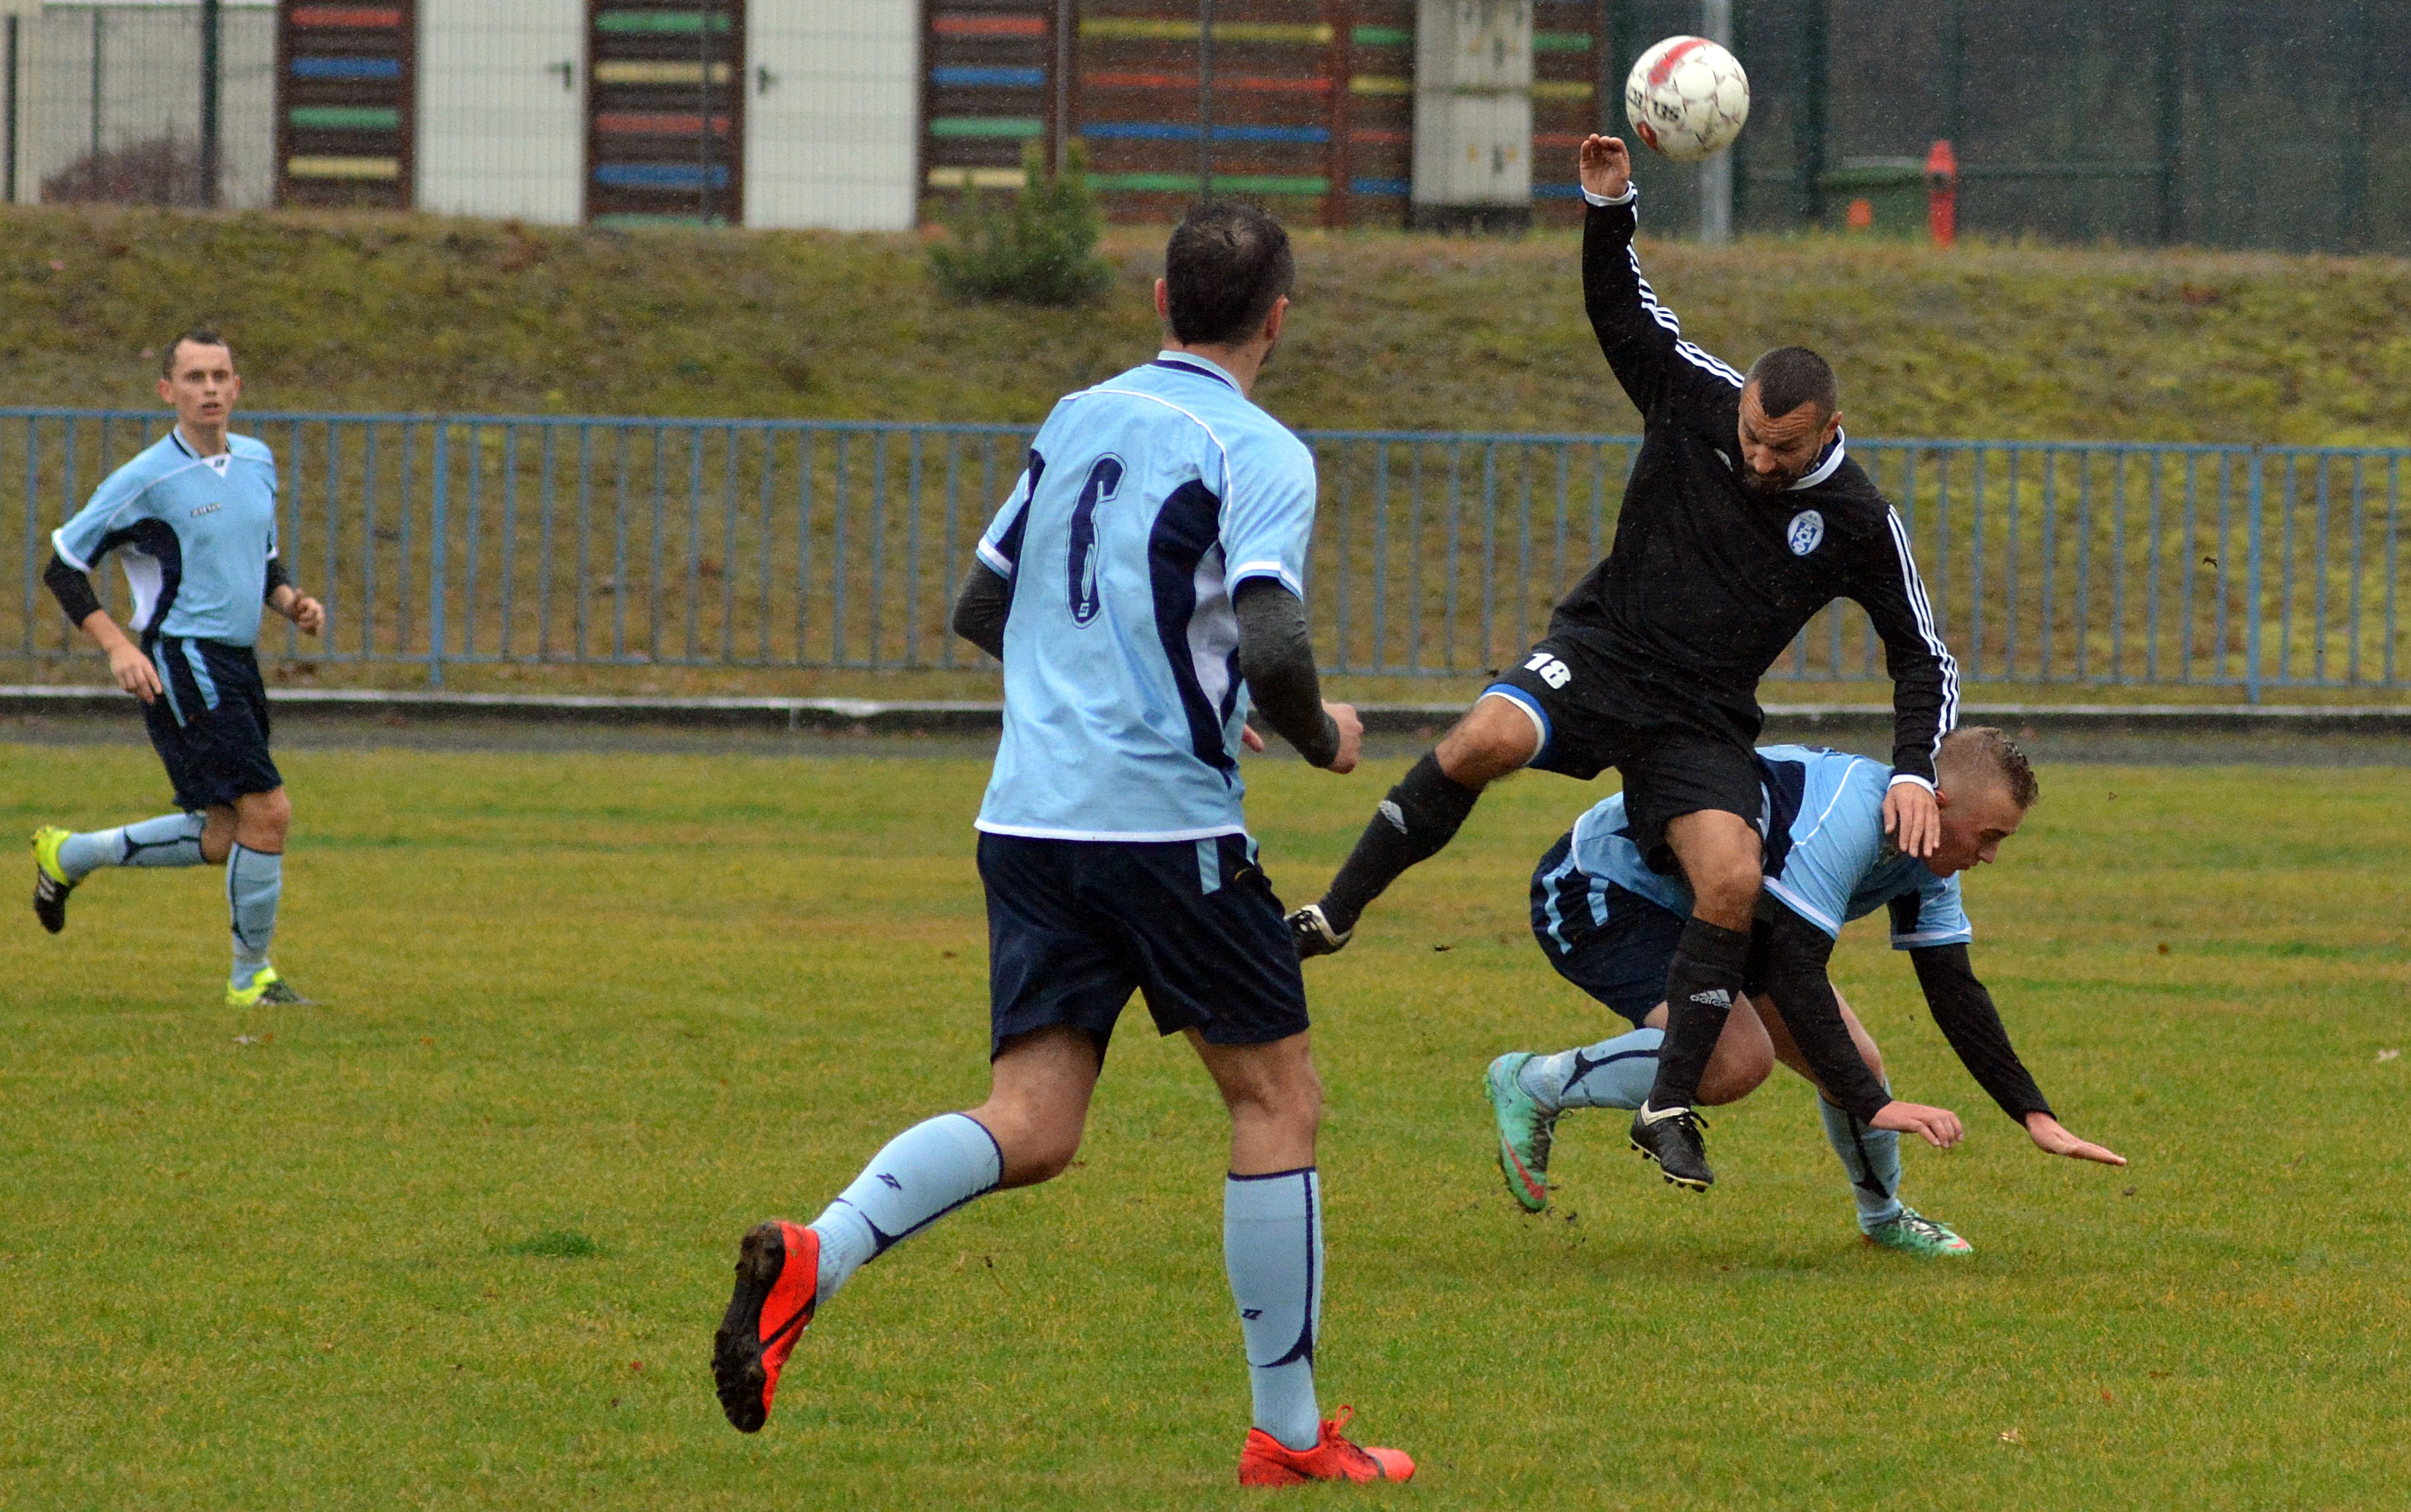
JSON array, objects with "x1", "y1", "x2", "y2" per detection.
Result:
[{"x1": 21, "y1": 1, "x2": 274, "y2": 209}]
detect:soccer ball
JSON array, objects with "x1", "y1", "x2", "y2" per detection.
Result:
[{"x1": 1623, "y1": 36, "x2": 1750, "y2": 163}]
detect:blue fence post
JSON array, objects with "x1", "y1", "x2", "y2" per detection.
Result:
[
  {"x1": 429, "y1": 423, "x2": 450, "y2": 689},
  {"x1": 2244, "y1": 449, "x2": 2264, "y2": 705}
]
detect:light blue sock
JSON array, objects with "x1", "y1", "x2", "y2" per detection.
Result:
[
  {"x1": 1819, "y1": 1097, "x2": 1905, "y2": 1232},
  {"x1": 1517, "y1": 1026, "x2": 1665, "y2": 1114},
  {"x1": 1225, "y1": 1167, "x2": 1322, "y2": 1453},
  {"x1": 808, "y1": 1112, "x2": 1003, "y2": 1302},
  {"x1": 226, "y1": 845, "x2": 282, "y2": 987},
  {"x1": 57, "y1": 812, "x2": 205, "y2": 881}
]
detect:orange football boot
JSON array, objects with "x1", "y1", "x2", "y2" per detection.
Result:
[
  {"x1": 1237, "y1": 1405, "x2": 1416, "y2": 1486},
  {"x1": 712, "y1": 1220, "x2": 820, "y2": 1432}
]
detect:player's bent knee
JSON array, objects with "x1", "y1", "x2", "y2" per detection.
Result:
[
  {"x1": 1698, "y1": 1044, "x2": 1774, "y2": 1105},
  {"x1": 1436, "y1": 699, "x2": 1539, "y2": 787},
  {"x1": 1691, "y1": 857, "x2": 1763, "y2": 919},
  {"x1": 237, "y1": 788, "x2": 292, "y2": 847},
  {"x1": 985, "y1": 1116, "x2": 1086, "y2": 1189}
]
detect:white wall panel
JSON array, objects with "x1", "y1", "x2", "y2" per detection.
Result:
[
  {"x1": 416, "y1": 0, "x2": 581, "y2": 225},
  {"x1": 744, "y1": 0, "x2": 915, "y2": 231}
]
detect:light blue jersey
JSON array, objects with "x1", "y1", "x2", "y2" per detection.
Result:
[
  {"x1": 1562, "y1": 743, "x2": 1971, "y2": 947},
  {"x1": 52, "y1": 429, "x2": 279, "y2": 647},
  {"x1": 974, "y1": 352, "x2": 1318, "y2": 841}
]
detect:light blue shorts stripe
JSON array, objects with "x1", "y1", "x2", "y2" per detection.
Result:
[
  {"x1": 152, "y1": 646, "x2": 186, "y2": 724},
  {"x1": 184, "y1": 641, "x2": 221, "y2": 711}
]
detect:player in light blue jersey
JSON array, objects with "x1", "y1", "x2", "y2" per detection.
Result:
[
  {"x1": 30, "y1": 330, "x2": 324, "y2": 1009},
  {"x1": 1486, "y1": 728, "x2": 2124, "y2": 1255},
  {"x1": 711, "y1": 205, "x2": 1412, "y2": 1485}
]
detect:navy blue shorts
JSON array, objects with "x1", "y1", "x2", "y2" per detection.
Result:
[
  {"x1": 141, "y1": 636, "x2": 282, "y2": 812},
  {"x1": 977, "y1": 831, "x2": 1310, "y2": 1058},
  {"x1": 1529, "y1": 833, "x2": 1687, "y2": 1028},
  {"x1": 1486, "y1": 629, "x2": 1766, "y2": 867}
]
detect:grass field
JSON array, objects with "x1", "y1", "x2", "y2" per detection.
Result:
[{"x1": 1, "y1": 740, "x2": 2406, "y2": 1508}]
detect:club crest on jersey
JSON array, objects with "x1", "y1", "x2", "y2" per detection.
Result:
[{"x1": 1785, "y1": 510, "x2": 1825, "y2": 557}]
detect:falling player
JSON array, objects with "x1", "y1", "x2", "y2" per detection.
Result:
[
  {"x1": 1286, "y1": 135, "x2": 1959, "y2": 1192},
  {"x1": 708, "y1": 203, "x2": 1412, "y2": 1485},
  {"x1": 1486, "y1": 729, "x2": 2125, "y2": 1250},
  {"x1": 30, "y1": 329, "x2": 323, "y2": 1008}
]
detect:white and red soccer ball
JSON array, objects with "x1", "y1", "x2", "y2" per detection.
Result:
[{"x1": 1624, "y1": 36, "x2": 1750, "y2": 163}]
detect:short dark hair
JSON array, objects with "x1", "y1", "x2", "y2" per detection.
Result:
[
  {"x1": 1938, "y1": 726, "x2": 2039, "y2": 810},
  {"x1": 1164, "y1": 202, "x2": 1294, "y2": 346},
  {"x1": 1744, "y1": 346, "x2": 1838, "y2": 420},
  {"x1": 163, "y1": 327, "x2": 231, "y2": 377}
]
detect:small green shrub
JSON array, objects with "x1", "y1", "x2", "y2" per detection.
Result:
[{"x1": 928, "y1": 141, "x2": 1114, "y2": 307}]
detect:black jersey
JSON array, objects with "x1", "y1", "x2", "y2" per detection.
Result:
[{"x1": 1557, "y1": 192, "x2": 1958, "y2": 784}]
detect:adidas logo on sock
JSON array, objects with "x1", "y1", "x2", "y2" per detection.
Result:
[
  {"x1": 1378, "y1": 799, "x2": 1407, "y2": 833},
  {"x1": 1689, "y1": 989, "x2": 1732, "y2": 1007}
]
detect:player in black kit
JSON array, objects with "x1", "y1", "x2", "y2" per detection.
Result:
[{"x1": 1288, "y1": 135, "x2": 1960, "y2": 1191}]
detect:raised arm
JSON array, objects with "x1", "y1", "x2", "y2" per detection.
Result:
[
  {"x1": 1908, "y1": 942, "x2": 2125, "y2": 1165},
  {"x1": 1846, "y1": 504, "x2": 1959, "y2": 856},
  {"x1": 1578, "y1": 135, "x2": 1746, "y2": 421}
]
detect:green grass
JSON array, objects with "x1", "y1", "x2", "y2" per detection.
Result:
[
  {"x1": 1, "y1": 742, "x2": 2407, "y2": 1507},
  {"x1": 6, "y1": 205, "x2": 2411, "y2": 443}
]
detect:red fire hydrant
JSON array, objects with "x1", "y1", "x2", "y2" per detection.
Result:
[{"x1": 1927, "y1": 139, "x2": 1959, "y2": 248}]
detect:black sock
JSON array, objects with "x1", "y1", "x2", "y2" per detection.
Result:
[
  {"x1": 1318, "y1": 751, "x2": 1482, "y2": 934},
  {"x1": 1644, "y1": 916, "x2": 1752, "y2": 1110}
]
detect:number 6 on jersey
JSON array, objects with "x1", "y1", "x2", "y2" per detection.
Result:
[{"x1": 1066, "y1": 457, "x2": 1125, "y2": 626}]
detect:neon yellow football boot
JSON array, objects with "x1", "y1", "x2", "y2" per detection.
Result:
[
  {"x1": 227, "y1": 965, "x2": 315, "y2": 1008},
  {"x1": 31, "y1": 826, "x2": 75, "y2": 934}
]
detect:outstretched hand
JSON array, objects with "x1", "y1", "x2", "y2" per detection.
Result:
[
  {"x1": 1883, "y1": 781, "x2": 1940, "y2": 859},
  {"x1": 1579, "y1": 135, "x2": 1632, "y2": 201},
  {"x1": 1871, "y1": 1099, "x2": 1964, "y2": 1149},
  {"x1": 2024, "y1": 1111, "x2": 2127, "y2": 1166}
]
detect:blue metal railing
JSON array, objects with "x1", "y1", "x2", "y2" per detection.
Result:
[{"x1": 4, "y1": 409, "x2": 2403, "y2": 700}]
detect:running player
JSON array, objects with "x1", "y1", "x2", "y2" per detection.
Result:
[
  {"x1": 709, "y1": 203, "x2": 1412, "y2": 1486},
  {"x1": 1286, "y1": 134, "x2": 1959, "y2": 1191},
  {"x1": 1485, "y1": 728, "x2": 2124, "y2": 1252},
  {"x1": 30, "y1": 329, "x2": 323, "y2": 1008}
]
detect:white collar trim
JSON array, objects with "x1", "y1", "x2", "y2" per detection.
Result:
[{"x1": 1789, "y1": 428, "x2": 1847, "y2": 491}]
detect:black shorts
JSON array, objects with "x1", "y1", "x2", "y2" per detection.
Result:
[
  {"x1": 977, "y1": 831, "x2": 1310, "y2": 1059},
  {"x1": 1485, "y1": 631, "x2": 1766, "y2": 864},
  {"x1": 1530, "y1": 833, "x2": 1688, "y2": 1027},
  {"x1": 141, "y1": 636, "x2": 282, "y2": 812}
]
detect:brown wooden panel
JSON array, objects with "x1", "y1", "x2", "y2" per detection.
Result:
[
  {"x1": 586, "y1": 0, "x2": 745, "y2": 225},
  {"x1": 277, "y1": 0, "x2": 416, "y2": 209}
]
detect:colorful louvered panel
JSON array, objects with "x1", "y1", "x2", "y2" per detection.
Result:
[
  {"x1": 1344, "y1": 1, "x2": 1413, "y2": 210},
  {"x1": 1074, "y1": 1, "x2": 1352, "y2": 225},
  {"x1": 923, "y1": 3, "x2": 1057, "y2": 198},
  {"x1": 1529, "y1": 0, "x2": 1602, "y2": 217},
  {"x1": 587, "y1": 0, "x2": 744, "y2": 225},
  {"x1": 278, "y1": 1, "x2": 415, "y2": 207}
]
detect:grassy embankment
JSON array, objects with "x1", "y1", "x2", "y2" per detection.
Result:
[
  {"x1": 1, "y1": 744, "x2": 2406, "y2": 1508},
  {"x1": 4, "y1": 206, "x2": 2408, "y2": 704}
]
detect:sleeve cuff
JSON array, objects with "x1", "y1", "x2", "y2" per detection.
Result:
[
  {"x1": 974, "y1": 537, "x2": 1014, "y2": 576},
  {"x1": 50, "y1": 529, "x2": 91, "y2": 573},
  {"x1": 1887, "y1": 772, "x2": 1936, "y2": 794},
  {"x1": 1226, "y1": 559, "x2": 1304, "y2": 597},
  {"x1": 1581, "y1": 185, "x2": 1639, "y2": 209}
]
